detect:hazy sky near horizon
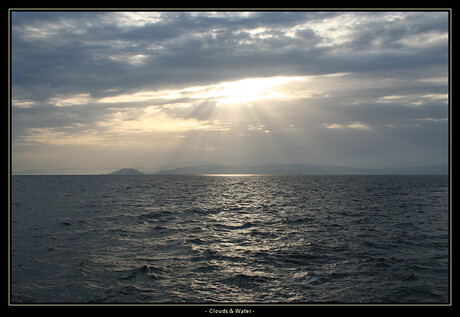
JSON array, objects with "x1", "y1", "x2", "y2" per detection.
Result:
[{"x1": 11, "y1": 11, "x2": 449, "y2": 174}]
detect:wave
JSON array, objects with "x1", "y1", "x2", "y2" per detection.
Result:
[{"x1": 11, "y1": 175, "x2": 449, "y2": 303}]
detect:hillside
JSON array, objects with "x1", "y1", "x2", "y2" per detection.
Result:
[
  {"x1": 154, "y1": 163, "x2": 448, "y2": 175},
  {"x1": 108, "y1": 168, "x2": 144, "y2": 175}
]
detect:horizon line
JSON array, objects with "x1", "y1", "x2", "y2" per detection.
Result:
[{"x1": 11, "y1": 162, "x2": 448, "y2": 176}]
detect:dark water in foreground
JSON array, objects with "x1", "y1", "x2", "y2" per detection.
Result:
[{"x1": 11, "y1": 175, "x2": 449, "y2": 303}]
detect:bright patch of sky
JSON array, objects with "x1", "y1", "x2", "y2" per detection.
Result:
[{"x1": 11, "y1": 10, "x2": 449, "y2": 173}]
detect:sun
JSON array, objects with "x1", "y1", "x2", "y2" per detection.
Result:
[
  {"x1": 194, "y1": 76, "x2": 306, "y2": 106},
  {"x1": 97, "y1": 75, "x2": 308, "y2": 107}
]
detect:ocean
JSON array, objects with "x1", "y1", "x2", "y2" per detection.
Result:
[{"x1": 10, "y1": 175, "x2": 449, "y2": 304}]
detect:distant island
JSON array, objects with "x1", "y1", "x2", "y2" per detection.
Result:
[
  {"x1": 153, "y1": 163, "x2": 448, "y2": 175},
  {"x1": 108, "y1": 168, "x2": 144, "y2": 175},
  {"x1": 14, "y1": 163, "x2": 448, "y2": 176}
]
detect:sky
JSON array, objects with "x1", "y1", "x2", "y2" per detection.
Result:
[{"x1": 11, "y1": 10, "x2": 449, "y2": 174}]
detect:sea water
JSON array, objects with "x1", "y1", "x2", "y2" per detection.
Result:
[{"x1": 10, "y1": 175, "x2": 449, "y2": 303}]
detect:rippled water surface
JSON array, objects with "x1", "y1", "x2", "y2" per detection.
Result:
[{"x1": 11, "y1": 175, "x2": 449, "y2": 303}]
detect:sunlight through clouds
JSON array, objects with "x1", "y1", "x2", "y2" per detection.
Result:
[
  {"x1": 97, "y1": 76, "x2": 310, "y2": 107},
  {"x1": 11, "y1": 10, "x2": 449, "y2": 173},
  {"x1": 194, "y1": 76, "x2": 307, "y2": 106},
  {"x1": 99, "y1": 110, "x2": 230, "y2": 135}
]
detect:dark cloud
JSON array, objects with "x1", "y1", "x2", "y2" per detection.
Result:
[
  {"x1": 11, "y1": 11, "x2": 449, "y2": 173},
  {"x1": 12, "y1": 11, "x2": 446, "y2": 97}
]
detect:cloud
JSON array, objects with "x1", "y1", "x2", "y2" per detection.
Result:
[
  {"x1": 323, "y1": 122, "x2": 372, "y2": 130},
  {"x1": 12, "y1": 11, "x2": 447, "y2": 100},
  {"x1": 11, "y1": 11, "x2": 449, "y2": 173}
]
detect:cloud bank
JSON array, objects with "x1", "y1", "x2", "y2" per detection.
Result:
[{"x1": 11, "y1": 11, "x2": 449, "y2": 173}]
